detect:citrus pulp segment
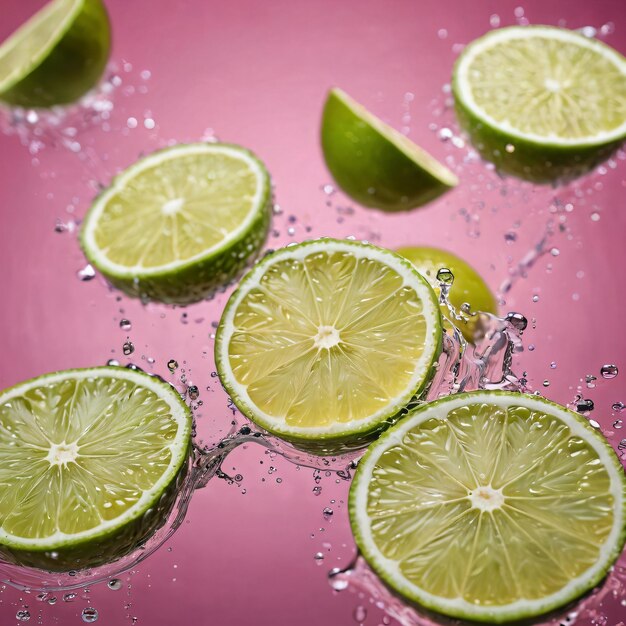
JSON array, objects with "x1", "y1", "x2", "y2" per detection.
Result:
[
  {"x1": 0, "y1": 367, "x2": 192, "y2": 571},
  {"x1": 396, "y1": 246, "x2": 498, "y2": 343},
  {"x1": 453, "y1": 26, "x2": 626, "y2": 182},
  {"x1": 215, "y1": 239, "x2": 443, "y2": 453},
  {"x1": 80, "y1": 143, "x2": 272, "y2": 305},
  {"x1": 350, "y1": 391, "x2": 626, "y2": 623},
  {"x1": 0, "y1": 0, "x2": 110, "y2": 108},
  {"x1": 321, "y1": 88, "x2": 458, "y2": 211}
]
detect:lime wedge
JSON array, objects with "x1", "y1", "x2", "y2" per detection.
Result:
[
  {"x1": 350, "y1": 391, "x2": 626, "y2": 623},
  {"x1": 0, "y1": 367, "x2": 191, "y2": 571},
  {"x1": 321, "y1": 88, "x2": 458, "y2": 212},
  {"x1": 80, "y1": 143, "x2": 272, "y2": 305},
  {"x1": 0, "y1": 0, "x2": 110, "y2": 108},
  {"x1": 215, "y1": 238, "x2": 442, "y2": 454},
  {"x1": 453, "y1": 26, "x2": 626, "y2": 182},
  {"x1": 396, "y1": 246, "x2": 498, "y2": 342}
]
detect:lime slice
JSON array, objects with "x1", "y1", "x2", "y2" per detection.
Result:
[
  {"x1": 0, "y1": 0, "x2": 111, "y2": 108},
  {"x1": 321, "y1": 88, "x2": 458, "y2": 212},
  {"x1": 350, "y1": 391, "x2": 626, "y2": 623},
  {"x1": 80, "y1": 143, "x2": 272, "y2": 305},
  {"x1": 215, "y1": 238, "x2": 442, "y2": 454},
  {"x1": 0, "y1": 366, "x2": 191, "y2": 571},
  {"x1": 453, "y1": 26, "x2": 626, "y2": 182},
  {"x1": 396, "y1": 246, "x2": 498, "y2": 342}
]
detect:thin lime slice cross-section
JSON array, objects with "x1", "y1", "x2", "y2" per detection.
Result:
[
  {"x1": 396, "y1": 245, "x2": 498, "y2": 343},
  {"x1": 215, "y1": 238, "x2": 443, "y2": 454},
  {"x1": 80, "y1": 143, "x2": 272, "y2": 305},
  {"x1": 453, "y1": 26, "x2": 626, "y2": 182},
  {"x1": 321, "y1": 88, "x2": 458, "y2": 212},
  {"x1": 0, "y1": 0, "x2": 111, "y2": 108},
  {"x1": 0, "y1": 366, "x2": 192, "y2": 571},
  {"x1": 350, "y1": 391, "x2": 626, "y2": 623}
]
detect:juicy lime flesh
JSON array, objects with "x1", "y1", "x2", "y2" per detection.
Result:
[
  {"x1": 0, "y1": 0, "x2": 76, "y2": 88},
  {"x1": 228, "y1": 250, "x2": 429, "y2": 428},
  {"x1": 93, "y1": 151, "x2": 260, "y2": 269},
  {"x1": 468, "y1": 35, "x2": 626, "y2": 138},
  {"x1": 367, "y1": 402, "x2": 615, "y2": 606},
  {"x1": 0, "y1": 376, "x2": 179, "y2": 540}
]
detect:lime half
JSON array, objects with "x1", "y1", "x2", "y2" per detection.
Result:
[
  {"x1": 396, "y1": 245, "x2": 498, "y2": 342},
  {"x1": 0, "y1": 0, "x2": 111, "y2": 108},
  {"x1": 453, "y1": 26, "x2": 626, "y2": 182},
  {"x1": 350, "y1": 391, "x2": 626, "y2": 623},
  {"x1": 80, "y1": 143, "x2": 272, "y2": 305},
  {"x1": 321, "y1": 88, "x2": 458, "y2": 212},
  {"x1": 215, "y1": 238, "x2": 442, "y2": 453},
  {"x1": 0, "y1": 367, "x2": 191, "y2": 571}
]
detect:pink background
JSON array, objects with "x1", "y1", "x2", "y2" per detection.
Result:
[{"x1": 1, "y1": 0, "x2": 625, "y2": 624}]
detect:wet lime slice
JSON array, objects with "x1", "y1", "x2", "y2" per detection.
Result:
[
  {"x1": 321, "y1": 88, "x2": 458, "y2": 212},
  {"x1": 453, "y1": 26, "x2": 626, "y2": 182},
  {"x1": 0, "y1": 367, "x2": 192, "y2": 571},
  {"x1": 0, "y1": 0, "x2": 110, "y2": 108},
  {"x1": 215, "y1": 238, "x2": 442, "y2": 454},
  {"x1": 80, "y1": 143, "x2": 272, "y2": 305},
  {"x1": 396, "y1": 246, "x2": 498, "y2": 342},
  {"x1": 350, "y1": 391, "x2": 626, "y2": 623}
]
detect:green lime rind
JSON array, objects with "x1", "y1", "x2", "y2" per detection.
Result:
[
  {"x1": 79, "y1": 143, "x2": 272, "y2": 305},
  {"x1": 349, "y1": 390, "x2": 626, "y2": 624},
  {"x1": 452, "y1": 26, "x2": 626, "y2": 184},
  {"x1": 321, "y1": 88, "x2": 458, "y2": 212},
  {"x1": 0, "y1": 0, "x2": 111, "y2": 108},
  {"x1": 215, "y1": 238, "x2": 443, "y2": 456},
  {"x1": 0, "y1": 366, "x2": 192, "y2": 572}
]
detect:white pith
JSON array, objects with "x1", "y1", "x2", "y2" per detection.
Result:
[
  {"x1": 217, "y1": 240, "x2": 441, "y2": 437},
  {"x1": 455, "y1": 26, "x2": 626, "y2": 145},
  {"x1": 81, "y1": 144, "x2": 267, "y2": 277},
  {"x1": 352, "y1": 392, "x2": 625, "y2": 620},
  {"x1": 0, "y1": 0, "x2": 83, "y2": 91},
  {"x1": 0, "y1": 367, "x2": 190, "y2": 549}
]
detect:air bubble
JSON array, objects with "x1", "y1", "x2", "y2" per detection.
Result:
[
  {"x1": 16, "y1": 610, "x2": 30, "y2": 622},
  {"x1": 505, "y1": 312, "x2": 527, "y2": 332},
  {"x1": 354, "y1": 605, "x2": 368, "y2": 623},
  {"x1": 601, "y1": 364, "x2": 618, "y2": 379},
  {"x1": 188, "y1": 385, "x2": 200, "y2": 401},
  {"x1": 119, "y1": 319, "x2": 132, "y2": 331},
  {"x1": 107, "y1": 579, "x2": 122, "y2": 591},
  {"x1": 81, "y1": 607, "x2": 99, "y2": 623},
  {"x1": 123, "y1": 341, "x2": 135, "y2": 356},
  {"x1": 167, "y1": 359, "x2": 179, "y2": 372},
  {"x1": 436, "y1": 268, "x2": 454, "y2": 285},
  {"x1": 77, "y1": 264, "x2": 96, "y2": 281}
]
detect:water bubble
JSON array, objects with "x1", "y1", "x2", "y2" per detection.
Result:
[
  {"x1": 144, "y1": 118, "x2": 156, "y2": 130},
  {"x1": 550, "y1": 362, "x2": 557, "y2": 369},
  {"x1": 505, "y1": 312, "x2": 528, "y2": 332},
  {"x1": 106, "y1": 359, "x2": 120, "y2": 367},
  {"x1": 612, "y1": 402, "x2": 625, "y2": 413},
  {"x1": 77, "y1": 264, "x2": 96, "y2": 281},
  {"x1": 353, "y1": 605, "x2": 368, "y2": 623},
  {"x1": 576, "y1": 398, "x2": 595, "y2": 413},
  {"x1": 613, "y1": 419, "x2": 623, "y2": 429},
  {"x1": 514, "y1": 6, "x2": 524, "y2": 18},
  {"x1": 313, "y1": 486, "x2": 322, "y2": 496},
  {"x1": 63, "y1": 593, "x2": 77, "y2": 602},
  {"x1": 550, "y1": 247, "x2": 560, "y2": 257},
  {"x1": 585, "y1": 375, "x2": 597, "y2": 389},
  {"x1": 127, "y1": 117, "x2": 138, "y2": 129},
  {"x1": 314, "y1": 552, "x2": 324, "y2": 560},
  {"x1": 438, "y1": 127, "x2": 453, "y2": 141},
  {"x1": 119, "y1": 319, "x2": 132, "y2": 331},
  {"x1": 16, "y1": 610, "x2": 30, "y2": 622},
  {"x1": 437, "y1": 28, "x2": 448, "y2": 39},
  {"x1": 543, "y1": 380, "x2": 550, "y2": 387},
  {"x1": 504, "y1": 231, "x2": 517, "y2": 243},
  {"x1": 123, "y1": 341, "x2": 135, "y2": 356},
  {"x1": 322, "y1": 507, "x2": 334, "y2": 519},
  {"x1": 436, "y1": 268, "x2": 454, "y2": 285},
  {"x1": 167, "y1": 359, "x2": 178, "y2": 373},
  {"x1": 532, "y1": 295, "x2": 539, "y2": 303},
  {"x1": 528, "y1": 344, "x2": 535, "y2": 352},
  {"x1": 489, "y1": 14, "x2": 501, "y2": 28},
  {"x1": 107, "y1": 579, "x2": 122, "y2": 591},
  {"x1": 588, "y1": 419, "x2": 601, "y2": 429},
  {"x1": 601, "y1": 364, "x2": 618, "y2": 379},
  {"x1": 322, "y1": 184, "x2": 335, "y2": 196},
  {"x1": 505, "y1": 143, "x2": 515, "y2": 153},
  {"x1": 81, "y1": 607, "x2": 99, "y2": 623},
  {"x1": 578, "y1": 25, "x2": 597, "y2": 38},
  {"x1": 329, "y1": 574, "x2": 349, "y2": 591},
  {"x1": 590, "y1": 212, "x2": 601, "y2": 222},
  {"x1": 187, "y1": 385, "x2": 200, "y2": 400},
  {"x1": 600, "y1": 22, "x2": 615, "y2": 36}
]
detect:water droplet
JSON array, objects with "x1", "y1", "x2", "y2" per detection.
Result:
[
  {"x1": 590, "y1": 212, "x2": 601, "y2": 222},
  {"x1": 127, "y1": 117, "x2": 138, "y2": 129},
  {"x1": 612, "y1": 402, "x2": 625, "y2": 413},
  {"x1": 601, "y1": 364, "x2": 618, "y2": 379},
  {"x1": 613, "y1": 419, "x2": 623, "y2": 429},
  {"x1": 600, "y1": 22, "x2": 615, "y2": 36},
  {"x1": 63, "y1": 593, "x2": 77, "y2": 602},
  {"x1": 16, "y1": 610, "x2": 30, "y2": 622},
  {"x1": 550, "y1": 247, "x2": 560, "y2": 257},
  {"x1": 489, "y1": 14, "x2": 501, "y2": 27},
  {"x1": 107, "y1": 579, "x2": 122, "y2": 591},
  {"x1": 312, "y1": 486, "x2": 322, "y2": 496},
  {"x1": 585, "y1": 374, "x2": 597, "y2": 389},
  {"x1": 47, "y1": 596, "x2": 57, "y2": 605},
  {"x1": 438, "y1": 127, "x2": 453, "y2": 141},
  {"x1": 122, "y1": 341, "x2": 135, "y2": 356},
  {"x1": 323, "y1": 507, "x2": 334, "y2": 519},
  {"x1": 528, "y1": 344, "x2": 535, "y2": 352},
  {"x1": 550, "y1": 361, "x2": 557, "y2": 369},
  {"x1": 576, "y1": 398, "x2": 595, "y2": 413},
  {"x1": 578, "y1": 25, "x2": 597, "y2": 38},
  {"x1": 82, "y1": 607, "x2": 99, "y2": 623},
  {"x1": 504, "y1": 231, "x2": 517, "y2": 242},
  {"x1": 77, "y1": 264, "x2": 96, "y2": 281},
  {"x1": 322, "y1": 184, "x2": 335, "y2": 196},
  {"x1": 167, "y1": 359, "x2": 178, "y2": 373},
  {"x1": 505, "y1": 312, "x2": 528, "y2": 332},
  {"x1": 505, "y1": 143, "x2": 515, "y2": 153},
  {"x1": 353, "y1": 605, "x2": 368, "y2": 623},
  {"x1": 436, "y1": 268, "x2": 454, "y2": 285},
  {"x1": 314, "y1": 552, "x2": 324, "y2": 560},
  {"x1": 437, "y1": 28, "x2": 448, "y2": 39},
  {"x1": 187, "y1": 385, "x2": 199, "y2": 401},
  {"x1": 532, "y1": 295, "x2": 539, "y2": 303},
  {"x1": 543, "y1": 380, "x2": 550, "y2": 387},
  {"x1": 144, "y1": 118, "x2": 155, "y2": 130},
  {"x1": 119, "y1": 319, "x2": 132, "y2": 331}
]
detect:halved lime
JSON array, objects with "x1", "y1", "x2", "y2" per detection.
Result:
[
  {"x1": 0, "y1": 366, "x2": 192, "y2": 571},
  {"x1": 215, "y1": 238, "x2": 443, "y2": 454},
  {"x1": 80, "y1": 143, "x2": 272, "y2": 305},
  {"x1": 453, "y1": 26, "x2": 626, "y2": 182},
  {"x1": 350, "y1": 391, "x2": 626, "y2": 623},
  {"x1": 396, "y1": 246, "x2": 498, "y2": 342},
  {"x1": 321, "y1": 88, "x2": 458, "y2": 212},
  {"x1": 0, "y1": 0, "x2": 111, "y2": 108}
]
